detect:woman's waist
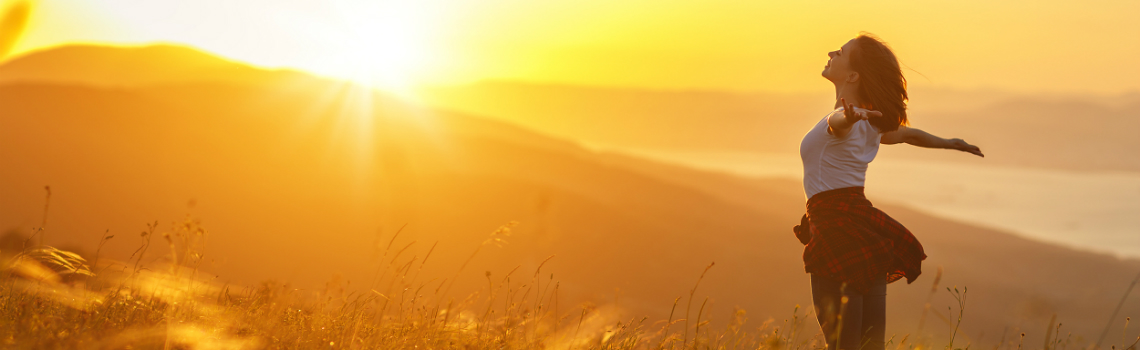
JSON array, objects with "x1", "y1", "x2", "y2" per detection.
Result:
[
  {"x1": 801, "y1": 165, "x2": 870, "y2": 199},
  {"x1": 806, "y1": 186, "x2": 872, "y2": 212}
]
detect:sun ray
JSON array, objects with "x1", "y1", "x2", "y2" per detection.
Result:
[{"x1": 296, "y1": 0, "x2": 439, "y2": 99}]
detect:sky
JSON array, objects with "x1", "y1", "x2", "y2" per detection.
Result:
[{"x1": 6, "y1": 0, "x2": 1140, "y2": 94}]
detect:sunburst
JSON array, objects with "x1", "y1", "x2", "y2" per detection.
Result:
[{"x1": 306, "y1": 0, "x2": 438, "y2": 99}]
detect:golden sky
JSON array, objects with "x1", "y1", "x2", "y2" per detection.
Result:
[{"x1": 8, "y1": 0, "x2": 1140, "y2": 94}]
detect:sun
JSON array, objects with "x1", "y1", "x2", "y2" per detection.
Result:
[{"x1": 307, "y1": 1, "x2": 439, "y2": 98}]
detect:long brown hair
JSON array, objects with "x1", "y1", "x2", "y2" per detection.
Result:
[{"x1": 850, "y1": 33, "x2": 908, "y2": 132}]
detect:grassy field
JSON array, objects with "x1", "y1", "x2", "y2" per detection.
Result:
[{"x1": 0, "y1": 214, "x2": 1120, "y2": 350}]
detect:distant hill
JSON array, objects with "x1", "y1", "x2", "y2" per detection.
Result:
[
  {"x1": 2, "y1": 45, "x2": 1139, "y2": 341},
  {"x1": 420, "y1": 81, "x2": 1140, "y2": 173},
  {"x1": 420, "y1": 81, "x2": 830, "y2": 154},
  {"x1": 0, "y1": 44, "x2": 315, "y2": 87}
]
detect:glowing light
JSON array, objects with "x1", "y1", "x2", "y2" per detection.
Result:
[{"x1": 303, "y1": 0, "x2": 439, "y2": 98}]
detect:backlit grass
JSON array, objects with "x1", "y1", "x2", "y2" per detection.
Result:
[{"x1": 0, "y1": 215, "x2": 1129, "y2": 349}]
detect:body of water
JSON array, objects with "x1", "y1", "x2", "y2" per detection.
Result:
[{"x1": 602, "y1": 148, "x2": 1140, "y2": 259}]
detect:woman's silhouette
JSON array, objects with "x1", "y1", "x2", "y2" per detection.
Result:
[{"x1": 794, "y1": 33, "x2": 983, "y2": 350}]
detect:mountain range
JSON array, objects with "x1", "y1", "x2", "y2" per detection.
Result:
[
  {"x1": 2, "y1": 44, "x2": 1138, "y2": 342},
  {"x1": 420, "y1": 80, "x2": 1140, "y2": 173}
]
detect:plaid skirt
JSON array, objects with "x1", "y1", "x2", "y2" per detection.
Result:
[{"x1": 793, "y1": 187, "x2": 926, "y2": 294}]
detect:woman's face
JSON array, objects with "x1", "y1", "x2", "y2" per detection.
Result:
[{"x1": 822, "y1": 39, "x2": 858, "y2": 84}]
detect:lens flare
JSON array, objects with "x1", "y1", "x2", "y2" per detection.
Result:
[{"x1": 0, "y1": 0, "x2": 31, "y2": 60}]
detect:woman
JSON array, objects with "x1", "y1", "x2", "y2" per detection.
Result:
[{"x1": 793, "y1": 33, "x2": 983, "y2": 350}]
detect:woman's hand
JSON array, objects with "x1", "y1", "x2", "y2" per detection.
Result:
[
  {"x1": 828, "y1": 98, "x2": 883, "y2": 138},
  {"x1": 949, "y1": 138, "x2": 984, "y2": 157},
  {"x1": 841, "y1": 98, "x2": 882, "y2": 124}
]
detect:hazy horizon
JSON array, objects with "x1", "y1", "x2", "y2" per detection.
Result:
[
  {"x1": 5, "y1": 42, "x2": 1138, "y2": 262},
  {"x1": 8, "y1": 0, "x2": 1140, "y2": 95}
]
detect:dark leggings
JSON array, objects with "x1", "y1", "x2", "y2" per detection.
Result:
[{"x1": 810, "y1": 274, "x2": 887, "y2": 350}]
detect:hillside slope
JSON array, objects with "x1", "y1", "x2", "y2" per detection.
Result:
[
  {"x1": 421, "y1": 81, "x2": 1140, "y2": 172},
  {"x1": 1, "y1": 45, "x2": 1138, "y2": 341}
]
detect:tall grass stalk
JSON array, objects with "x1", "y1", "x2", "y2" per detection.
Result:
[{"x1": 682, "y1": 261, "x2": 714, "y2": 348}]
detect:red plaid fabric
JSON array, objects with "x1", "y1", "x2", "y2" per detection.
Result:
[{"x1": 793, "y1": 186, "x2": 926, "y2": 294}]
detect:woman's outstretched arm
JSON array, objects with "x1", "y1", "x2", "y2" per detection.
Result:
[
  {"x1": 827, "y1": 98, "x2": 881, "y2": 139},
  {"x1": 880, "y1": 125, "x2": 984, "y2": 157}
]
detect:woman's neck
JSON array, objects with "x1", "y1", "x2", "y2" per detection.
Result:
[{"x1": 832, "y1": 81, "x2": 861, "y2": 109}]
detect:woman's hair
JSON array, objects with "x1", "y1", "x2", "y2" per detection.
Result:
[{"x1": 849, "y1": 33, "x2": 908, "y2": 132}]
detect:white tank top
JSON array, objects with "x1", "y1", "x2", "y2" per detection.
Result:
[{"x1": 799, "y1": 110, "x2": 881, "y2": 199}]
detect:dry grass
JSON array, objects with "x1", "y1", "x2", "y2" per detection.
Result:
[
  {"x1": 0, "y1": 216, "x2": 827, "y2": 350},
  {"x1": 0, "y1": 214, "x2": 1131, "y2": 350}
]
